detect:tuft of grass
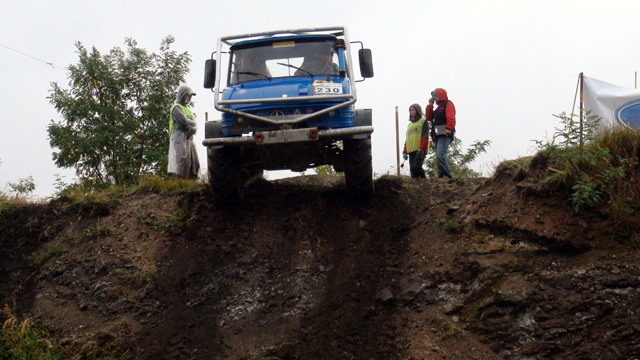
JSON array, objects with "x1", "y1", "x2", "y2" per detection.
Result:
[
  {"x1": 445, "y1": 320, "x2": 464, "y2": 337},
  {"x1": 30, "y1": 243, "x2": 66, "y2": 266},
  {"x1": 1, "y1": 306, "x2": 137, "y2": 359},
  {"x1": 440, "y1": 218, "x2": 460, "y2": 232},
  {"x1": 51, "y1": 175, "x2": 206, "y2": 206},
  {"x1": 0, "y1": 198, "x2": 29, "y2": 216},
  {"x1": 135, "y1": 174, "x2": 206, "y2": 193},
  {"x1": 77, "y1": 220, "x2": 114, "y2": 243},
  {"x1": 437, "y1": 319, "x2": 464, "y2": 339},
  {"x1": 139, "y1": 256, "x2": 157, "y2": 285},
  {"x1": 0, "y1": 305, "x2": 62, "y2": 360}
]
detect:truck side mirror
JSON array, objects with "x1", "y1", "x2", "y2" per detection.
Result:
[
  {"x1": 358, "y1": 49, "x2": 374, "y2": 78},
  {"x1": 204, "y1": 59, "x2": 216, "y2": 89}
]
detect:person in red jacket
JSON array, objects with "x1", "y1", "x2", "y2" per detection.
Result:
[
  {"x1": 425, "y1": 88, "x2": 456, "y2": 179},
  {"x1": 402, "y1": 103, "x2": 429, "y2": 178}
]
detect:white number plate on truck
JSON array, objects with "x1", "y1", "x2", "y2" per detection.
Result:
[{"x1": 313, "y1": 82, "x2": 342, "y2": 95}]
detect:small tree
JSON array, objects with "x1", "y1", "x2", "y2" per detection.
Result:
[
  {"x1": 8, "y1": 176, "x2": 36, "y2": 198},
  {"x1": 424, "y1": 138, "x2": 491, "y2": 178},
  {"x1": 47, "y1": 36, "x2": 191, "y2": 186},
  {"x1": 532, "y1": 110, "x2": 601, "y2": 151}
]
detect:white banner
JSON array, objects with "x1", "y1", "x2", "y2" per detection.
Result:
[{"x1": 583, "y1": 76, "x2": 640, "y2": 127}]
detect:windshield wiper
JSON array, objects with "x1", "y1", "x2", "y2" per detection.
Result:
[
  {"x1": 236, "y1": 71, "x2": 272, "y2": 80},
  {"x1": 277, "y1": 63, "x2": 313, "y2": 77}
]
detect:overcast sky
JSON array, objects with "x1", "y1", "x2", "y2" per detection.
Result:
[{"x1": 2, "y1": 0, "x2": 639, "y2": 197}]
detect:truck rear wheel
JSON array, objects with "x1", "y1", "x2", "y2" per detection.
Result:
[
  {"x1": 208, "y1": 146, "x2": 244, "y2": 207},
  {"x1": 343, "y1": 138, "x2": 374, "y2": 201}
]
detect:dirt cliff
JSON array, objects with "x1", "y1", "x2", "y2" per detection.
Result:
[{"x1": 1, "y1": 164, "x2": 640, "y2": 359}]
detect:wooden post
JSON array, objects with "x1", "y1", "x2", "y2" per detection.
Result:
[
  {"x1": 579, "y1": 72, "x2": 584, "y2": 152},
  {"x1": 395, "y1": 106, "x2": 400, "y2": 176}
]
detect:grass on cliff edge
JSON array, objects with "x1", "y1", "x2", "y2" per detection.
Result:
[
  {"x1": 503, "y1": 125, "x2": 640, "y2": 228},
  {"x1": 0, "y1": 175, "x2": 206, "y2": 215},
  {"x1": 1, "y1": 304, "x2": 137, "y2": 360}
]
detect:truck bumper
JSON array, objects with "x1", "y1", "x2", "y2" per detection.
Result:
[{"x1": 202, "y1": 126, "x2": 373, "y2": 147}]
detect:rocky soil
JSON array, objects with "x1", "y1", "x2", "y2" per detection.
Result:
[{"x1": 2, "y1": 165, "x2": 640, "y2": 359}]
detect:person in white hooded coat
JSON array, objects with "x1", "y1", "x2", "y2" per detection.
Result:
[{"x1": 167, "y1": 85, "x2": 200, "y2": 179}]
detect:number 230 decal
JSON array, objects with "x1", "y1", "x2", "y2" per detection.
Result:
[{"x1": 313, "y1": 84, "x2": 343, "y2": 95}]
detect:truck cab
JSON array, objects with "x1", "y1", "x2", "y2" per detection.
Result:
[{"x1": 203, "y1": 26, "x2": 374, "y2": 206}]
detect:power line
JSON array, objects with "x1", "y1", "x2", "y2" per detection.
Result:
[{"x1": 0, "y1": 43, "x2": 66, "y2": 70}]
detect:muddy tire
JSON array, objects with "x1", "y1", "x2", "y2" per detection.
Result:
[
  {"x1": 208, "y1": 146, "x2": 244, "y2": 207},
  {"x1": 343, "y1": 138, "x2": 374, "y2": 201}
]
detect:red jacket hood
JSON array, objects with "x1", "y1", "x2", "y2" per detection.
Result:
[{"x1": 436, "y1": 88, "x2": 448, "y2": 105}]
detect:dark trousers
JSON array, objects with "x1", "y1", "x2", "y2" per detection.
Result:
[{"x1": 409, "y1": 151, "x2": 426, "y2": 179}]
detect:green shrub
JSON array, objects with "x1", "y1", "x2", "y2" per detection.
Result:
[
  {"x1": 0, "y1": 306, "x2": 62, "y2": 360},
  {"x1": 424, "y1": 138, "x2": 491, "y2": 178},
  {"x1": 532, "y1": 112, "x2": 640, "y2": 221},
  {"x1": 30, "y1": 243, "x2": 66, "y2": 266},
  {"x1": 314, "y1": 165, "x2": 343, "y2": 176},
  {"x1": 440, "y1": 218, "x2": 460, "y2": 232}
]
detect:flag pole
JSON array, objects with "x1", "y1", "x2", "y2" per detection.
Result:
[
  {"x1": 579, "y1": 72, "x2": 584, "y2": 152},
  {"x1": 395, "y1": 106, "x2": 400, "y2": 176}
]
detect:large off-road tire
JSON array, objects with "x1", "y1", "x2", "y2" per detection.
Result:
[
  {"x1": 343, "y1": 138, "x2": 374, "y2": 201},
  {"x1": 208, "y1": 146, "x2": 244, "y2": 207}
]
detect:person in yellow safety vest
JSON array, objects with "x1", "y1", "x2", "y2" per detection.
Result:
[
  {"x1": 402, "y1": 103, "x2": 430, "y2": 178},
  {"x1": 167, "y1": 85, "x2": 200, "y2": 179}
]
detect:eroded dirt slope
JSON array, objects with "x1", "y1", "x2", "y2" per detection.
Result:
[{"x1": 1, "y1": 169, "x2": 640, "y2": 359}]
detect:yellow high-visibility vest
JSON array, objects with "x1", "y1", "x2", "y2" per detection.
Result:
[
  {"x1": 405, "y1": 116, "x2": 426, "y2": 153},
  {"x1": 169, "y1": 104, "x2": 193, "y2": 134}
]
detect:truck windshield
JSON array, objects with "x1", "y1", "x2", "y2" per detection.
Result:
[{"x1": 229, "y1": 39, "x2": 341, "y2": 85}]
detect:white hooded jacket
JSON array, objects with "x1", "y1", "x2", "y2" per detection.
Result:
[{"x1": 167, "y1": 85, "x2": 200, "y2": 178}]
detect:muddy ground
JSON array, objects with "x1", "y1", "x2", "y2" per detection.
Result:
[{"x1": 2, "y1": 164, "x2": 640, "y2": 359}]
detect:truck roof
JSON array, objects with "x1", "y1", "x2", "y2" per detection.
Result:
[
  {"x1": 231, "y1": 34, "x2": 337, "y2": 49},
  {"x1": 220, "y1": 26, "x2": 346, "y2": 46}
]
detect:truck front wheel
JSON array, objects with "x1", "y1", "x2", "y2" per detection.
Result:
[
  {"x1": 343, "y1": 138, "x2": 374, "y2": 201},
  {"x1": 208, "y1": 146, "x2": 244, "y2": 206}
]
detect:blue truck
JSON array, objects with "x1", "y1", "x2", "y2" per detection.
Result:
[{"x1": 202, "y1": 26, "x2": 374, "y2": 206}]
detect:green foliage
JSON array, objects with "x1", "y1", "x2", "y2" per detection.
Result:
[
  {"x1": 533, "y1": 112, "x2": 640, "y2": 219},
  {"x1": 0, "y1": 159, "x2": 8, "y2": 201},
  {"x1": 532, "y1": 110, "x2": 601, "y2": 151},
  {"x1": 30, "y1": 243, "x2": 66, "y2": 266},
  {"x1": 8, "y1": 176, "x2": 36, "y2": 198},
  {"x1": 170, "y1": 208, "x2": 187, "y2": 232},
  {"x1": 78, "y1": 221, "x2": 114, "y2": 243},
  {"x1": 440, "y1": 218, "x2": 460, "y2": 232},
  {"x1": 314, "y1": 165, "x2": 343, "y2": 176},
  {"x1": 570, "y1": 180, "x2": 601, "y2": 213},
  {"x1": 1, "y1": 307, "x2": 137, "y2": 359},
  {"x1": 52, "y1": 175, "x2": 204, "y2": 205},
  {"x1": 424, "y1": 138, "x2": 491, "y2": 178},
  {"x1": 47, "y1": 36, "x2": 191, "y2": 187},
  {"x1": 437, "y1": 319, "x2": 464, "y2": 339},
  {"x1": 48, "y1": 174, "x2": 71, "y2": 200},
  {"x1": 0, "y1": 306, "x2": 62, "y2": 360},
  {"x1": 139, "y1": 256, "x2": 157, "y2": 285}
]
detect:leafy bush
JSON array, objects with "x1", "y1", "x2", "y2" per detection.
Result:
[
  {"x1": 8, "y1": 176, "x2": 36, "y2": 198},
  {"x1": 314, "y1": 165, "x2": 343, "y2": 176},
  {"x1": 48, "y1": 36, "x2": 191, "y2": 186},
  {"x1": 424, "y1": 138, "x2": 491, "y2": 178},
  {"x1": 533, "y1": 111, "x2": 640, "y2": 220}
]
